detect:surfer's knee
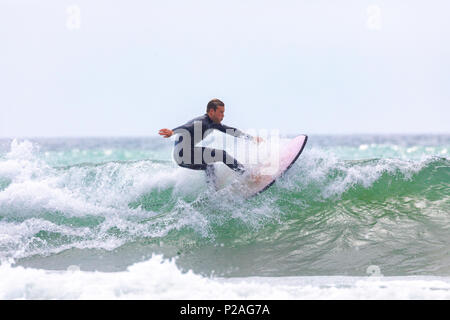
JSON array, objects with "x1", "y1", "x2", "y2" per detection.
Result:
[
  {"x1": 233, "y1": 163, "x2": 246, "y2": 175},
  {"x1": 205, "y1": 164, "x2": 215, "y2": 176}
]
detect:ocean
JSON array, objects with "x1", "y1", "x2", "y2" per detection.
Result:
[{"x1": 0, "y1": 134, "x2": 449, "y2": 299}]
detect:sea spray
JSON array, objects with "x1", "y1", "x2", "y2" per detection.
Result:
[{"x1": 0, "y1": 136, "x2": 448, "y2": 280}]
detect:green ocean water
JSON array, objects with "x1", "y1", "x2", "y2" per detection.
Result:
[{"x1": 0, "y1": 135, "x2": 449, "y2": 278}]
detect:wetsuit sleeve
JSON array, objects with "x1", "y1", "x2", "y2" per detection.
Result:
[
  {"x1": 212, "y1": 123, "x2": 253, "y2": 140},
  {"x1": 171, "y1": 123, "x2": 190, "y2": 133}
]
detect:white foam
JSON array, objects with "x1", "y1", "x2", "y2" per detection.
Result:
[
  {"x1": 0, "y1": 141, "x2": 219, "y2": 259},
  {"x1": 291, "y1": 147, "x2": 433, "y2": 199},
  {"x1": 0, "y1": 139, "x2": 205, "y2": 217},
  {"x1": 0, "y1": 140, "x2": 218, "y2": 259},
  {"x1": 5, "y1": 140, "x2": 38, "y2": 161},
  {"x1": 359, "y1": 144, "x2": 369, "y2": 151},
  {"x1": 1, "y1": 255, "x2": 450, "y2": 299}
]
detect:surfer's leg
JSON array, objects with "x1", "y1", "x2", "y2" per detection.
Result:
[
  {"x1": 175, "y1": 146, "x2": 246, "y2": 176},
  {"x1": 174, "y1": 145, "x2": 208, "y2": 170},
  {"x1": 205, "y1": 164, "x2": 217, "y2": 190},
  {"x1": 225, "y1": 155, "x2": 246, "y2": 175},
  {"x1": 201, "y1": 147, "x2": 245, "y2": 175}
]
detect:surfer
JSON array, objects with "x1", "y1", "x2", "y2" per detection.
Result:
[{"x1": 158, "y1": 98, "x2": 263, "y2": 187}]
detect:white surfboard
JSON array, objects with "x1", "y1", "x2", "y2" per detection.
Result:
[{"x1": 214, "y1": 135, "x2": 308, "y2": 198}]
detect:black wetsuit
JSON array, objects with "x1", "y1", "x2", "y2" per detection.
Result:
[{"x1": 172, "y1": 114, "x2": 253, "y2": 175}]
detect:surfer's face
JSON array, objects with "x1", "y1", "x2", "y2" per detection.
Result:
[{"x1": 208, "y1": 106, "x2": 225, "y2": 123}]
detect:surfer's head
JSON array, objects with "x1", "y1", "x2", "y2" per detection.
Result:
[{"x1": 206, "y1": 98, "x2": 225, "y2": 123}]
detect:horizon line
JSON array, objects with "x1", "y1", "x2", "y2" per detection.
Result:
[{"x1": 1, "y1": 132, "x2": 450, "y2": 140}]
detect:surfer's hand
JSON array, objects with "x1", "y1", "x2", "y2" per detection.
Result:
[
  {"x1": 253, "y1": 136, "x2": 264, "y2": 144},
  {"x1": 159, "y1": 129, "x2": 173, "y2": 138}
]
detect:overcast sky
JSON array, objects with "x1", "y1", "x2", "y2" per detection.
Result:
[{"x1": 1, "y1": 0, "x2": 449, "y2": 137}]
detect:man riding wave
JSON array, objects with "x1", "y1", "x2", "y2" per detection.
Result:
[{"x1": 159, "y1": 98, "x2": 263, "y2": 187}]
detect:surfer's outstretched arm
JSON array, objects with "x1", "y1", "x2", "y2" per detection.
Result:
[{"x1": 213, "y1": 124, "x2": 264, "y2": 144}]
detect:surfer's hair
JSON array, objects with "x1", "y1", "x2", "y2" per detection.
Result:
[{"x1": 206, "y1": 99, "x2": 224, "y2": 112}]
